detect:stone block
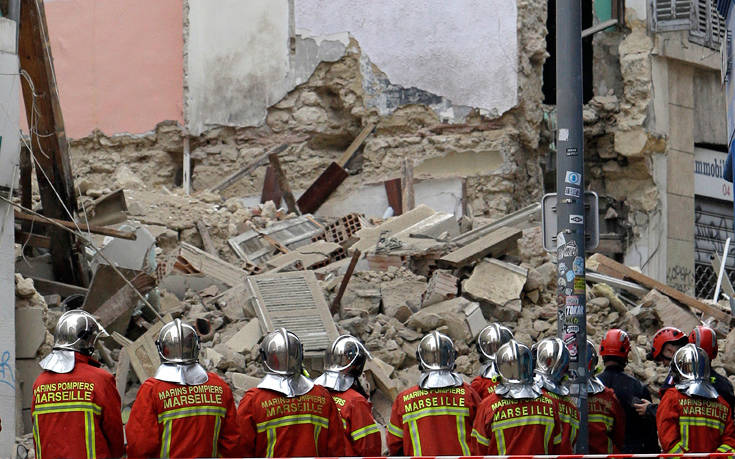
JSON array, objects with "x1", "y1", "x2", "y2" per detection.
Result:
[
  {"x1": 643, "y1": 289, "x2": 698, "y2": 332},
  {"x1": 15, "y1": 307, "x2": 45, "y2": 358},
  {"x1": 463, "y1": 260, "x2": 527, "y2": 308},
  {"x1": 666, "y1": 193, "x2": 694, "y2": 241},
  {"x1": 230, "y1": 372, "x2": 261, "y2": 391},
  {"x1": 406, "y1": 297, "x2": 481, "y2": 342},
  {"x1": 381, "y1": 278, "x2": 426, "y2": 323},
  {"x1": 667, "y1": 60, "x2": 694, "y2": 109},
  {"x1": 668, "y1": 105, "x2": 694, "y2": 153},
  {"x1": 667, "y1": 149, "x2": 694, "y2": 197},
  {"x1": 224, "y1": 318, "x2": 261, "y2": 354}
]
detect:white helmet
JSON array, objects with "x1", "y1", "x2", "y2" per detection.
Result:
[
  {"x1": 39, "y1": 310, "x2": 108, "y2": 374},
  {"x1": 495, "y1": 340, "x2": 542, "y2": 399}
]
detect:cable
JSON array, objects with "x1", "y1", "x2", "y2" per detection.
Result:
[{"x1": 0, "y1": 193, "x2": 161, "y2": 319}]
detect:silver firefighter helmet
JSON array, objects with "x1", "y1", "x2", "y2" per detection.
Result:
[
  {"x1": 314, "y1": 335, "x2": 372, "y2": 392},
  {"x1": 495, "y1": 340, "x2": 542, "y2": 399},
  {"x1": 39, "y1": 310, "x2": 109, "y2": 374},
  {"x1": 585, "y1": 340, "x2": 606, "y2": 395},
  {"x1": 534, "y1": 337, "x2": 570, "y2": 396},
  {"x1": 154, "y1": 319, "x2": 208, "y2": 385},
  {"x1": 417, "y1": 331, "x2": 463, "y2": 389},
  {"x1": 477, "y1": 323, "x2": 514, "y2": 379},
  {"x1": 673, "y1": 343, "x2": 719, "y2": 399},
  {"x1": 258, "y1": 328, "x2": 314, "y2": 397}
]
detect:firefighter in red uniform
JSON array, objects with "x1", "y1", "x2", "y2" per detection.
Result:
[
  {"x1": 31, "y1": 310, "x2": 124, "y2": 459},
  {"x1": 388, "y1": 331, "x2": 481, "y2": 456},
  {"x1": 534, "y1": 337, "x2": 579, "y2": 454},
  {"x1": 471, "y1": 323, "x2": 513, "y2": 400},
  {"x1": 126, "y1": 319, "x2": 240, "y2": 458},
  {"x1": 657, "y1": 343, "x2": 735, "y2": 454},
  {"x1": 314, "y1": 335, "x2": 382, "y2": 456},
  {"x1": 689, "y1": 325, "x2": 735, "y2": 414},
  {"x1": 237, "y1": 328, "x2": 345, "y2": 457},
  {"x1": 471, "y1": 339, "x2": 562, "y2": 455},
  {"x1": 586, "y1": 340, "x2": 626, "y2": 454}
]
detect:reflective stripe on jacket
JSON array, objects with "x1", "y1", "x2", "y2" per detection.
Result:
[
  {"x1": 31, "y1": 353, "x2": 124, "y2": 459},
  {"x1": 125, "y1": 372, "x2": 240, "y2": 458},
  {"x1": 588, "y1": 387, "x2": 625, "y2": 454},
  {"x1": 329, "y1": 387, "x2": 381, "y2": 456},
  {"x1": 237, "y1": 385, "x2": 346, "y2": 457},
  {"x1": 388, "y1": 382, "x2": 481, "y2": 456}
]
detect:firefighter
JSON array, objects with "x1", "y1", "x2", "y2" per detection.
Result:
[
  {"x1": 471, "y1": 323, "x2": 513, "y2": 400},
  {"x1": 597, "y1": 328, "x2": 659, "y2": 453},
  {"x1": 126, "y1": 319, "x2": 240, "y2": 458},
  {"x1": 314, "y1": 335, "x2": 381, "y2": 456},
  {"x1": 657, "y1": 343, "x2": 735, "y2": 454},
  {"x1": 388, "y1": 331, "x2": 481, "y2": 456},
  {"x1": 634, "y1": 326, "x2": 689, "y2": 419},
  {"x1": 534, "y1": 336, "x2": 579, "y2": 454},
  {"x1": 689, "y1": 325, "x2": 735, "y2": 414},
  {"x1": 31, "y1": 310, "x2": 124, "y2": 459},
  {"x1": 471, "y1": 339, "x2": 562, "y2": 455},
  {"x1": 237, "y1": 328, "x2": 345, "y2": 457},
  {"x1": 586, "y1": 340, "x2": 626, "y2": 454}
]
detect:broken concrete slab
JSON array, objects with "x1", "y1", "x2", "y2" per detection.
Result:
[
  {"x1": 15, "y1": 307, "x2": 45, "y2": 358},
  {"x1": 224, "y1": 318, "x2": 262, "y2": 354},
  {"x1": 365, "y1": 358, "x2": 399, "y2": 400},
  {"x1": 421, "y1": 269, "x2": 457, "y2": 307},
  {"x1": 439, "y1": 226, "x2": 522, "y2": 268},
  {"x1": 406, "y1": 297, "x2": 485, "y2": 342},
  {"x1": 463, "y1": 259, "x2": 527, "y2": 318},
  {"x1": 171, "y1": 242, "x2": 247, "y2": 288},
  {"x1": 351, "y1": 205, "x2": 436, "y2": 253},
  {"x1": 643, "y1": 289, "x2": 699, "y2": 333},
  {"x1": 380, "y1": 277, "x2": 426, "y2": 322},
  {"x1": 229, "y1": 372, "x2": 261, "y2": 392},
  {"x1": 93, "y1": 225, "x2": 156, "y2": 272}
]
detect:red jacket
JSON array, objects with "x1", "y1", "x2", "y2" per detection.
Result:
[
  {"x1": 657, "y1": 387, "x2": 735, "y2": 454},
  {"x1": 547, "y1": 391, "x2": 580, "y2": 454},
  {"x1": 387, "y1": 383, "x2": 481, "y2": 456},
  {"x1": 125, "y1": 372, "x2": 240, "y2": 458},
  {"x1": 588, "y1": 387, "x2": 625, "y2": 454},
  {"x1": 31, "y1": 353, "x2": 124, "y2": 459},
  {"x1": 471, "y1": 389, "x2": 561, "y2": 455},
  {"x1": 237, "y1": 385, "x2": 346, "y2": 457},
  {"x1": 329, "y1": 388, "x2": 382, "y2": 456},
  {"x1": 470, "y1": 375, "x2": 499, "y2": 400}
]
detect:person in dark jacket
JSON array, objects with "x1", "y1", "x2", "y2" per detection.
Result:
[
  {"x1": 597, "y1": 329, "x2": 660, "y2": 453},
  {"x1": 689, "y1": 325, "x2": 735, "y2": 416}
]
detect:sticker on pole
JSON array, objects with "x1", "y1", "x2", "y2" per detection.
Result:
[
  {"x1": 565, "y1": 171, "x2": 581, "y2": 185},
  {"x1": 559, "y1": 128, "x2": 569, "y2": 141},
  {"x1": 569, "y1": 214, "x2": 584, "y2": 224}
]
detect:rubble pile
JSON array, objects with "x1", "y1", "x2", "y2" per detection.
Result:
[{"x1": 13, "y1": 185, "x2": 735, "y2": 443}]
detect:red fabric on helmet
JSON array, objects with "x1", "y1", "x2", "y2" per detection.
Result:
[
  {"x1": 651, "y1": 327, "x2": 687, "y2": 361},
  {"x1": 599, "y1": 329, "x2": 631, "y2": 359},
  {"x1": 689, "y1": 325, "x2": 719, "y2": 361}
]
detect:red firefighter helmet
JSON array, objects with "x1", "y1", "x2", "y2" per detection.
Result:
[
  {"x1": 599, "y1": 329, "x2": 631, "y2": 359},
  {"x1": 689, "y1": 325, "x2": 718, "y2": 361},
  {"x1": 650, "y1": 327, "x2": 688, "y2": 361}
]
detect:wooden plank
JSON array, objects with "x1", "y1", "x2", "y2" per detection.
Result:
[
  {"x1": 331, "y1": 249, "x2": 361, "y2": 318},
  {"x1": 260, "y1": 166, "x2": 283, "y2": 206},
  {"x1": 14, "y1": 210, "x2": 137, "y2": 240},
  {"x1": 210, "y1": 144, "x2": 288, "y2": 193},
  {"x1": 19, "y1": 0, "x2": 81, "y2": 284},
  {"x1": 94, "y1": 273, "x2": 156, "y2": 328},
  {"x1": 19, "y1": 145, "x2": 32, "y2": 233},
  {"x1": 401, "y1": 159, "x2": 415, "y2": 213},
  {"x1": 450, "y1": 203, "x2": 541, "y2": 246},
  {"x1": 296, "y1": 162, "x2": 349, "y2": 214},
  {"x1": 384, "y1": 178, "x2": 403, "y2": 215},
  {"x1": 268, "y1": 152, "x2": 298, "y2": 214},
  {"x1": 337, "y1": 123, "x2": 375, "y2": 168},
  {"x1": 30, "y1": 277, "x2": 88, "y2": 297},
  {"x1": 588, "y1": 253, "x2": 731, "y2": 323},
  {"x1": 438, "y1": 227, "x2": 523, "y2": 268},
  {"x1": 586, "y1": 271, "x2": 649, "y2": 297},
  {"x1": 196, "y1": 221, "x2": 217, "y2": 256},
  {"x1": 297, "y1": 125, "x2": 375, "y2": 214},
  {"x1": 15, "y1": 230, "x2": 50, "y2": 249}
]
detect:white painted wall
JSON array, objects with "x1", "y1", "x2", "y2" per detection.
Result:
[
  {"x1": 185, "y1": 0, "x2": 519, "y2": 133},
  {"x1": 0, "y1": 17, "x2": 19, "y2": 453},
  {"x1": 296, "y1": 0, "x2": 518, "y2": 114}
]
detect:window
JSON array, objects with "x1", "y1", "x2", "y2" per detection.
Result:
[
  {"x1": 653, "y1": 0, "x2": 691, "y2": 31},
  {"x1": 690, "y1": 0, "x2": 727, "y2": 49}
]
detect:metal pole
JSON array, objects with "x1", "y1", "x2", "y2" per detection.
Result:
[{"x1": 555, "y1": 0, "x2": 588, "y2": 453}]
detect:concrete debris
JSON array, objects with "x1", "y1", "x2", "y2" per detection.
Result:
[
  {"x1": 463, "y1": 259, "x2": 527, "y2": 320},
  {"x1": 224, "y1": 318, "x2": 261, "y2": 354},
  {"x1": 420, "y1": 269, "x2": 458, "y2": 307},
  {"x1": 643, "y1": 289, "x2": 700, "y2": 333}
]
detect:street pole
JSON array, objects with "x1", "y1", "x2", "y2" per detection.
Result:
[{"x1": 555, "y1": 0, "x2": 588, "y2": 453}]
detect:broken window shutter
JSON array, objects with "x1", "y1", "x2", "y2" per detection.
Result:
[
  {"x1": 712, "y1": 0, "x2": 727, "y2": 46},
  {"x1": 691, "y1": 0, "x2": 709, "y2": 40},
  {"x1": 246, "y1": 271, "x2": 339, "y2": 357},
  {"x1": 654, "y1": 0, "x2": 691, "y2": 31}
]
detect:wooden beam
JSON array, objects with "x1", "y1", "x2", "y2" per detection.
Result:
[
  {"x1": 268, "y1": 152, "x2": 298, "y2": 214},
  {"x1": 331, "y1": 249, "x2": 361, "y2": 318},
  {"x1": 438, "y1": 227, "x2": 522, "y2": 268},
  {"x1": 19, "y1": 0, "x2": 81, "y2": 284},
  {"x1": 210, "y1": 144, "x2": 288, "y2": 193},
  {"x1": 337, "y1": 123, "x2": 375, "y2": 168},
  {"x1": 94, "y1": 273, "x2": 156, "y2": 328},
  {"x1": 29, "y1": 277, "x2": 88, "y2": 297},
  {"x1": 588, "y1": 253, "x2": 731, "y2": 323},
  {"x1": 19, "y1": 145, "x2": 32, "y2": 232},
  {"x1": 15, "y1": 230, "x2": 50, "y2": 249},
  {"x1": 14, "y1": 210, "x2": 137, "y2": 240},
  {"x1": 196, "y1": 221, "x2": 217, "y2": 256},
  {"x1": 260, "y1": 166, "x2": 283, "y2": 206},
  {"x1": 401, "y1": 159, "x2": 415, "y2": 213},
  {"x1": 384, "y1": 178, "x2": 403, "y2": 215}
]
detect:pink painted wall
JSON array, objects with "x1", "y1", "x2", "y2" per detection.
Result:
[{"x1": 35, "y1": 0, "x2": 184, "y2": 138}]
